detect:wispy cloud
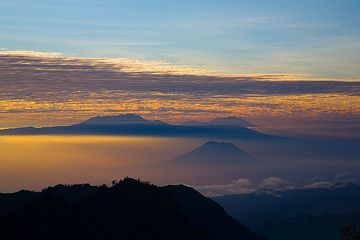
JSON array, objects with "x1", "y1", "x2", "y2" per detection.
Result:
[{"x1": 195, "y1": 175, "x2": 354, "y2": 197}]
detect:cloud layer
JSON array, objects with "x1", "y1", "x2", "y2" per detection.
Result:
[
  {"x1": 1, "y1": 51, "x2": 359, "y2": 129},
  {"x1": 195, "y1": 174, "x2": 356, "y2": 197}
]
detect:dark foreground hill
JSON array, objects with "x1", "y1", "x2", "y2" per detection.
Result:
[{"x1": 0, "y1": 178, "x2": 267, "y2": 240}]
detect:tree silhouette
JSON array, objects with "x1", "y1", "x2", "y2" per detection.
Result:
[{"x1": 340, "y1": 225, "x2": 360, "y2": 240}]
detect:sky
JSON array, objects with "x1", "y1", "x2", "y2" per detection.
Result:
[
  {"x1": 1, "y1": 0, "x2": 360, "y2": 77},
  {"x1": 0, "y1": 0, "x2": 360, "y2": 192},
  {"x1": 0, "y1": 0, "x2": 359, "y2": 131}
]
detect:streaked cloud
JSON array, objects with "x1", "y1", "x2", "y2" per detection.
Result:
[
  {"x1": 0, "y1": 51, "x2": 359, "y2": 129},
  {"x1": 1, "y1": 1, "x2": 360, "y2": 77}
]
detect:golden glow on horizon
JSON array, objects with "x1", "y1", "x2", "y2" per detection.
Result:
[
  {"x1": 0, "y1": 135, "x2": 201, "y2": 192},
  {"x1": 0, "y1": 93, "x2": 359, "y2": 128}
]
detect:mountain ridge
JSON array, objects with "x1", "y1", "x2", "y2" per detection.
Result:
[
  {"x1": 0, "y1": 114, "x2": 279, "y2": 140},
  {"x1": 79, "y1": 114, "x2": 169, "y2": 126},
  {"x1": 0, "y1": 178, "x2": 267, "y2": 240},
  {"x1": 181, "y1": 116, "x2": 255, "y2": 127}
]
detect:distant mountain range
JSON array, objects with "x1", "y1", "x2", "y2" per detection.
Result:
[
  {"x1": 172, "y1": 141, "x2": 255, "y2": 165},
  {"x1": 0, "y1": 114, "x2": 278, "y2": 139},
  {"x1": 81, "y1": 114, "x2": 168, "y2": 126},
  {"x1": 0, "y1": 178, "x2": 267, "y2": 240},
  {"x1": 214, "y1": 183, "x2": 360, "y2": 240},
  {"x1": 181, "y1": 116, "x2": 255, "y2": 128}
]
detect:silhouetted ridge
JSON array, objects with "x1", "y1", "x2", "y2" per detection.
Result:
[
  {"x1": 182, "y1": 116, "x2": 255, "y2": 127},
  {"x1": 0, "y1": 178, "x2": 267, "y2": 240},
  {"x1": 0, "y1": 113, "x2": 279, "y2": 139},
  {"x1": 79, "y1": 113, "x2": 165, "y2": 126},
  {"x1": 0, "y1": 190, "x2": 37, "y2": 215},
  {"x1": 41, "y1": 184, "x2": 97, "y2": 203},
  {"x1": 202, "y1": 141, "x2": 244, "y2": 151}
]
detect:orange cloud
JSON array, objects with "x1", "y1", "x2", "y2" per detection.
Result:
[{"x1": 0, "y1": 51, "x2": 359, "y2": 129}]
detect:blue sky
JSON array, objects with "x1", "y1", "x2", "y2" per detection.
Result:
[{"x1": 1, "y1": 0, "x2": 360, "y2": 77}]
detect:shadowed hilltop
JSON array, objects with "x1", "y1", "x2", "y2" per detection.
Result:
[
  {"x1": 0, "y1": 178, "x2": 267, "y2": 240},
  {"x1": 0, "y1": 114, "x2": 280, "y2": 139}
]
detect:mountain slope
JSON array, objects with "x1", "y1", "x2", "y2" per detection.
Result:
[
  {"x1": 0, "y1": 178, "x2": 267, "y2": 240},
  {"x1": 252, "y1": 213, "x2": 360, "y2": 240},
  {"x1": 214, "y1": 183, "x2": 360, "y2": 240},
  {"x1": 172, "y1": 141, "x2": 255, "y2": 165}
]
